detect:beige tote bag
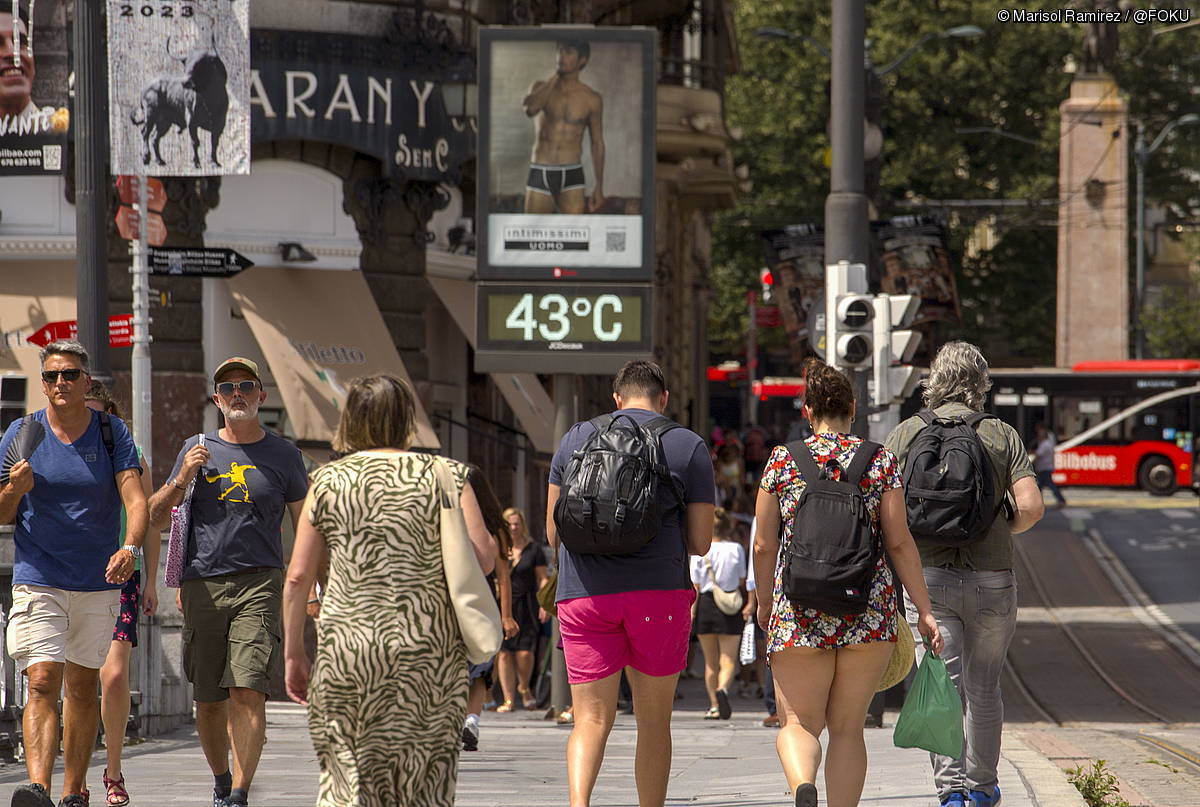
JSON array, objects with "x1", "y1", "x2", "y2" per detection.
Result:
[{"x1": 433, "y1": 458, "x2": 503, "y2": 664}]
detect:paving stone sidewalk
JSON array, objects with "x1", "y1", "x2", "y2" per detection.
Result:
[{"x1": 0, "y1": 680, "x2": 1086, "y2": 806}]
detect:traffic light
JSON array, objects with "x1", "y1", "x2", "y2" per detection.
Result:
[
  {"x1": 824, "y1": 261, "x2": 872, "y2": 371},
  {"x1": 833, "y1": 294, "x2": 874, "y2": 368},
  {"x1": 871, "y1": 293, "x2": 923, "y2": 407},
  {"x1": 760, "y1": 268, "x2": 774, "y2": 303}
]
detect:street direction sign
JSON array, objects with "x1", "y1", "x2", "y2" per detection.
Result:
[
  {"x1": 115, "y1": 206, "x2": 167, "y2": 246},
  {"x1": 26, "y1": 315, "x2": 134, "y2": 349},
  {"x1": 115, "y1": 176, "x2": 166, "y2": 212},
  {"x1": 148, "y1": 247, "x2": 253, "y2": 277}
]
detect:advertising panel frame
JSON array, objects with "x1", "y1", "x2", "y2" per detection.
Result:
[{"x1": 477, "y1": 26, "x2": 656, "y2": 282}]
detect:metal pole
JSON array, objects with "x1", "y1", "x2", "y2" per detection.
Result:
[
  {"x1": 824, "y1": 0, "x2": 869, "y2": 267},
  {"x1": 746, "y1": 290, "x2": 758, "y2": 426},
  {"x1": 74, "y1": 0, "x2": 110, "y2": 379},
  {"x1": 549, "y1": 374, "x2": 575, "y2": 716},
  {"x1": 824, "y1": 0, "x2": 871, "y2": 439},
  {"x1": 1134, "y1": 122, "x2": 1146, "y2": 360},
  {"x1": 131, "y1": 176, "x2": 152, "y2": 467}
]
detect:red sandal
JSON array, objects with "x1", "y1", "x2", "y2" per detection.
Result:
[{"x1": 103, "y1": 770, "x2": 129, "y2": 807}]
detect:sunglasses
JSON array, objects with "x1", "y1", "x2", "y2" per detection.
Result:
[
  {"x1": 215, "y1": 380, "x2": 260, "y2": 397},
  {"x1": 41, "y1": 369, "x2": 84, "y2": 383}
]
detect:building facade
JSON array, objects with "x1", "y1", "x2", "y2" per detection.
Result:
[{"x1": 0, "y1": 0, "x2": 738, "y2": 735}]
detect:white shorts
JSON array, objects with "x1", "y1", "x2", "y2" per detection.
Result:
[{"x1": 6, "y1": 585, "x2": 121, "y2": 672}]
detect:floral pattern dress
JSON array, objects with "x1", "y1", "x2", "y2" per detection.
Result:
[{"x1": 759, "y1": 432, "x2": 903, "y2": 654}]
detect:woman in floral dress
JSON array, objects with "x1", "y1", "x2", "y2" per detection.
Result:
[{"x1": 753, "y1": 362, "x2": 943, "y2": 807}]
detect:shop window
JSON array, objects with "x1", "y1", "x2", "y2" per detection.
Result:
[{"x1": 1, "y1": 376, "x2": 27, "y2": 431}]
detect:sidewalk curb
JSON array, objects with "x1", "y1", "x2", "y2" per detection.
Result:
[{"x1": 1004, "y1": 732, "x2": 1087, "y2": 807}]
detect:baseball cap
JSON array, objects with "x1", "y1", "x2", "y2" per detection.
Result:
[{"x1": 213, "y1": 357, "x2": 262, "y2": 384}]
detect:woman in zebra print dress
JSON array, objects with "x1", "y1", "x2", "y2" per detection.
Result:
[{"x1": 282, "y1": 375, "x2": 498, "y2": 807}]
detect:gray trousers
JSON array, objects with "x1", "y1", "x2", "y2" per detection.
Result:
[{"x1": 906, "y1": 567, "x2": 1018, "y2": 797}]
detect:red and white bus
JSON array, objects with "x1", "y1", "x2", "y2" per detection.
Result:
[{"x1": 986, "y1": 360, "x2": 1200, "y2": 495}]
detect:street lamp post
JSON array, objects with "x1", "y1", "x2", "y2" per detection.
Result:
[{"x1": 1133, "y1": 113, "x2": 1200, "y2": 358}]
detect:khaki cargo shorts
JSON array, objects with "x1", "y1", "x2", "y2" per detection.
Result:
[
  {"x1": 6, "y1": 585, "x2": 121, "y2": 672},
  {"x1": 181, "y1": 568, "x2": 282, "y2": 703}
]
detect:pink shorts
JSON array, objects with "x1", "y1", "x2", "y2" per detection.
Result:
[{"x1": 557, "y1": 589, "x2": 696, "y2": 685}]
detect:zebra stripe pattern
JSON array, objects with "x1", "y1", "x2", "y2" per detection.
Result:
[{"x1": 307, "y1": 452, "x2": 469, "y2": 807}]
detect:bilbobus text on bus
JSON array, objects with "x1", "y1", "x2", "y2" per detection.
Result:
[{"x1": 986, "y1": 359, "x2": 1200, "y2": 496}]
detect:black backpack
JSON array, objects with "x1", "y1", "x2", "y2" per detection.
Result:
[
  {"x1": 783, "y1": 439, "x2": 882, "y2": 616},
  {"x1": 901, "y1": 409, "x2": 1002, "y2": 546},
  {"x1": 553, "y1": 413, "x2": 683, "y2": 556}
]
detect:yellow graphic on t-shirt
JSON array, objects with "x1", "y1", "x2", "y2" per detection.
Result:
[{"x1": 205, "y1": 462, "x2": 257, "y2": 503}]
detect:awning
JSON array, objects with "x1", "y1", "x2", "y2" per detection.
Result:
[
  {"x1": 0, "y1": 262, "x2": 77, "y2": 414},
  {"x1": 228, "y1": 267, "x2": 440, "y2": 450},
  {"x1": 428, "y1": 275, "x2": 556, "y2": 454}
]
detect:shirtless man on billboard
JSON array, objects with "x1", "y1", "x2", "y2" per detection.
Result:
[{"x1": 521, "y1": 39, "x2": 605, "y2": 215}]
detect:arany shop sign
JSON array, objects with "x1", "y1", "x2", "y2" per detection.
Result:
[{"x1": 249, "y1": 30, "x2": 475, "y2": 182}]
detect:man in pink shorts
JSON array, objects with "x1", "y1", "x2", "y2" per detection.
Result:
[{"x1": 546, "y1": 360, "x2": 715, "y2": 807}]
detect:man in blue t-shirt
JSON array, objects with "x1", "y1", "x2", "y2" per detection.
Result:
[
  {"x1": 147, "y1": 357, "x2": 307, "y2": 807},
  {"x1": 0, "y1": 340, "x2": 147, "y2": 807},
  {"x1": 546, "y1": 360, "x2": 715, "y2": 807}
]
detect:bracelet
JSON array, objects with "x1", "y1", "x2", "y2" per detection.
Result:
[
  {"x1": 307, "y1": 598, "x2": 321, "y2": 605},
  {"x1": 170, "y1": 479, "x2": 186, "y2": 491}
]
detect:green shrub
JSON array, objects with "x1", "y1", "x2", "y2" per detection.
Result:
[{"x1": 1066, "y1": 759, "x2": 1130, "y2": 807}]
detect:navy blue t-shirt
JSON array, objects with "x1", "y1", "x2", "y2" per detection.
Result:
[
  {"x1": 168, "y1": 431, "x2": 308, "y2": 580},
  {"x1": 549, "y1": 409, "x2": 716, "y2": 601},
  {"x1": 0, "y1": 409, "x2": 140, "y2": 591}
]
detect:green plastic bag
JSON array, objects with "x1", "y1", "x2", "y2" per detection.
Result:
[{"x1": 893, "y1": 651, "x2": 964, "y2": 758}]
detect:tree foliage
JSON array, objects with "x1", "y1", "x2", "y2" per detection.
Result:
[
  {"x1": 1143, "y1": 279, "x2": 1200, "y2": 358},
  {"x1": 712, "y1": 0, "x2": 1200, "y2": 367}
]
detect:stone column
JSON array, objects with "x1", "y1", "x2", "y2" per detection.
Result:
[{"x1": 1056, "y1": 74, "x2": 1128, "y2": 365}]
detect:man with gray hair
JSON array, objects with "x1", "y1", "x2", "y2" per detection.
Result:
[
  {"x1": 884, "y1": 341, "x2": 1044, "y2": 807},
  {"x1": 0, "y1": 340, "x2": 147, "y2": 807}
]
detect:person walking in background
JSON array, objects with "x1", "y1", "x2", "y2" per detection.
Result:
[
  {"x1": 82, "y1": 383, "x2": 158, "y2": 807},
  {"x1": 494, "y1": 506, "x2": 548, "y2": 713},
  {"x1": 0, "y1": 340, "x2": 147, "y2": 807},
  {"x1": 712, "y1": 442, "x2": 744, "y2": 507},
  {"x1": 690, "y1": 507, "x2": 746, "y2": 720},
  {"x1": 463, "y1": 466, "x2": 519, "y2": 751},
  {"x1": 1031, "y1": 422, "x2": 1066, "y2": 508},
  {"x1": 755, "y1": 361, "x2": 942, "y2": 807},
  {"x1": 745, "y1": 518, "x2": 778, "y2": 728},
  {"x1": 282, "y1": 375, "x2": 497, "y2": 807},
  {"x1": 547, "y1": 360, "x2": 715, "y2": 807},
  {"x1": 886, "y1": 342, "x2": 1044, "y2": 807},
  {"x1": 147, "y1": 358, "x2": 308, "y2": 807}
]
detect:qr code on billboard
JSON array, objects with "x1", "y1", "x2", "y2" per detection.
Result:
[
  {"x1": 42, "y1": 145, "x2": 62, "y2": 171},
  {"x1": 606, "y1": 230, "x2": 626, "y2": 252}
]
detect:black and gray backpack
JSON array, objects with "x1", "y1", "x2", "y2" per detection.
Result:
[
  {"x1": 553, "y1": 413, "x2": 683, "y2": 556},
  {"x1": 901, "y1": 409, "x2": 1002, "y2": 546},
  {"x1": 783, "y1": 440, "x2": 882, "y2": 616}
]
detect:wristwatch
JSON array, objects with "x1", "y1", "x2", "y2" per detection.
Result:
[{"x1": 121, "y1": 544, "x2": 141, "y2": 559}]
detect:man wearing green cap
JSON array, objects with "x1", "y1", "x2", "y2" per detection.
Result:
[{"x1": 148, "y1": 358, "x2": 308, "y2": 807}]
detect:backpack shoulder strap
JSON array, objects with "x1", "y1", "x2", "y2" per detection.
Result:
[
  {"x1": 587, "y1": 413, "x2": 617, "y2": 434},
  {"x1": 963, "y1": 411, "x2": 996, "y2": 429},
  {"x1": 98, "y1": 411, "x2": 115, "y2": 459},
  {"x1": 845, "y1": 440, "x2": 882, "y2": 485},
  {"x1": 917, "y1": 408, "x2": 936, "y2": 426},
  {"x1": 641, "y1": 414, "x2": 681, "y2": 440},
  {"x1": 784, "y1": 439, "x2": 822, "y2": 483}
]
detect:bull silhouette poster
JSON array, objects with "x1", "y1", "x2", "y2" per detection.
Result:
[
  {"x1": 0, "y1": 0, "x2": 69, "y2": 175},
  {"x1": 106, "y1": 0, "x2": 249, "y2": 176}
]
